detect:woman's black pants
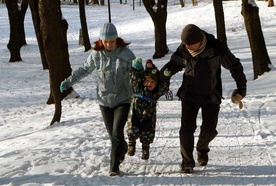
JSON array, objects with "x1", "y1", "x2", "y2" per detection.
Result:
[{"x1": 100, "y1": 103, "x2": 130, "y2": 172}]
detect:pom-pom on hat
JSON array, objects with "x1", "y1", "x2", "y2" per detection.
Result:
[
  {"x1": 144, "y1": 59, "x2": 159, "y2": 82},
  {"x1": 100, "y1": 23, "x2": 118, "y2": 41},
  {"x1": 181, "y1": 24, "x2": 204, "y2": 45}
]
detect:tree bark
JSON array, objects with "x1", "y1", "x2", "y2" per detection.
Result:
[
  {"x1": 28, "y1": 0, "x2": 48, "y2": 69},
  {"x1": 241, "y1": 0, "x2": 271, "y2": 80},
  {"x1": 6, "y1": 0, "x2": 28, "y2": 62},
  {"x1": 268, "y1": 0, "x2": 274, "y2": 7},
  {"x1": 142, "y1": 0, "x2": 169, "y2": 59},
  {"x1": 179, "y1": 0, "x2": 184, "y2": 7},
  {"x1": 39, "y1": 0, "x2": 73, "y2": 125},
  {"x1": 213, "y1": 0, "x2": 227, "y2": 44},
  {"x1": 79, "y1": 0, "x2": 92, "y2": 51}
]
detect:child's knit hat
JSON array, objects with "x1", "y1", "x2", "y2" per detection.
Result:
[
  {"x1": 144, "y1": 59, "x2": 159, "y2": 82},
  {"x1": 100, "y1": 23, "x2": 118, "y2": 40}
]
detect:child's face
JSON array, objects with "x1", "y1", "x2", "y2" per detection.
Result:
[{"x1": 143, "y1": 77, "x2": 157, "y2": 91}]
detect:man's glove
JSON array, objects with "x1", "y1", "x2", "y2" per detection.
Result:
[
  {"x1": 163, "y1": 68, "x2": 171, "y2": 77},
  {"x1": 231, "y1": 89, "x2": 245, "y2": 109},
  {"x1": 60, "y1": 80, "x2": 71, "y2": 93},
  {"x1": 132, "y1": 58, "x2": 143, "y2": 70}
]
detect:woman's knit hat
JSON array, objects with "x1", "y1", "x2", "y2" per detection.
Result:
[
  {"x1": 144, "y1": 59, "x2": 159, "y2": 82},
  {"x1": 181, "y1": 24, "x2": 204, "y2": 45},
  {"x1": 100, "y1": 23, "x2": 118, "y2": 40}
]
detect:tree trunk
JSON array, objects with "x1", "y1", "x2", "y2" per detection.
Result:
[
  {"x1": 20, "y1": 0, "x2": 28, "y2": 46},
  {"x1": 79, "y1": 0, "x2": 92, "y2": 51},
  {"x1": 268, "y1": 0, "x2": 274, "y2": 7},
  {"x1": 28, "y1": 0, "x2": 48, "y2": 69},
  {"x1": 213, "y1": 0, "x2": 227, "y2": 44},
  {"x1": 142, "y1": 0, "x2": 169, "y2": 59},
  {"x1": 241, "y1": 0, "x2": 271, "y2": 80},
  {"x1": 179, "y1": 0, "x2": 185, "y2": 7},
  {"x1": 6, "y1": 0, "x2": 28, "y2": 62},
  {"x1": 39, "y1": 0, "x2": 73, "y2": 125}
]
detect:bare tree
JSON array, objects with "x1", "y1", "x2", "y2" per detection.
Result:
[
  {"x1": 142, "y1": 0, "x2": 169, "y2": 59},
  {"x1": 28, "y1": 0, "x2": 48, "y2": 69},
  {"x1": 79, "y1": 0, "x2": 92, "y2": 51},
  {"x1": 268, "y1": 0, "x2": 274, "y2": 7},
  {"x1": 39, "y1": 0, "x2": 74, "y2": 125},
  {"x1": 6, "y1": 0, "x2": 28, "y2": 62},
  {"x1": 179, "y1": 0, "x2": 184, "y2": 7},
  {"x1": 241, "y1": 0, "x2": 271, "y2": 79},
  {"x1": 213, "y1": 0, "x2": 227, "y2": 44}
]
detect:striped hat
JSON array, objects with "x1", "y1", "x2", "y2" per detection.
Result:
[{"x1": 99, "y1": 23, "x2": 118, "y2": 41}]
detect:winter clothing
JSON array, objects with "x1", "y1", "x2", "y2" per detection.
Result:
[
  {"x1": 141, "y1": 144, "x2": 150, "y2": 160},
  {"x1": 60, "y1": 81, "x2": 71, "y2": 93},
  {"x1": 181, "y1": 166, "x2": 194, "y2": 174},
  {"x1": 197, "y1": 151, "x2": 208, "y2": 166},
  {"x1": 60, "y1": 23, "x2": 136, "y2": 176},
  {"x1": 160, "y1": 25, "x2": 247, "y2": 172},
  {"x1": 100, "y1": 22, "x2": 118, "y2": 40},
  {"x1": 181, "y1": 24, "x2": 204, "y2": 45},
  {"x1": 144, "y1": 60, "x2": 159, "y2": 82},
  {"x1": 127, "y1": 141, "x2": 136, "y2": 156},
  {"x1": 132, "y1": 58, "x2": 143, "y2": 70},
  {"x1": 100, "y1": 103, "x2": 129, "y2": 172},
  {"x1": 127, "y1": 59, "x2": 170, "y2": 159},
  {"x1": 63, "y1": 47, "x2": 135, "y2": 108},
  {"x1": 231, "y1": 89, "x2": 244, "y2": 109}
]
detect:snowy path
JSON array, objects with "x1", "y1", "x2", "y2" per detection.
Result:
[{"x1": 0, "y1": 97, "x2": 275, "y2": 185}]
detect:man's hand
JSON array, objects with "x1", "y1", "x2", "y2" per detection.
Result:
[{"x1": 231, "y1": 89, "x2": 244, "y2": 109}]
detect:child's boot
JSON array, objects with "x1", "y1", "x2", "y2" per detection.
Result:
[
  {"x1": 127, "y1": 141, "x2": 136, "y2": 156},
  {"x1": 141, "y1": 144, "x2": 150, "y2": 160}
]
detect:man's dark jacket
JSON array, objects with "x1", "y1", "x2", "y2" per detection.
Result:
[{"x1": 160, "y1": 32, "x2": 247, "y2": 105}]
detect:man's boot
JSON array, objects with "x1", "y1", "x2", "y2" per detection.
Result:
[{"x1": 197, "y1": 151, "x2": 208, "y2": 166}]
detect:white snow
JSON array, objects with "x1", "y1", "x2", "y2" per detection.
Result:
[{"x1": 0, "y1": 1, "x2": 276, "y2": 186}]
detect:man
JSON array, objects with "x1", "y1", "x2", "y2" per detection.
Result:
[{"x1": 159, "y1": 24, "x2": 247, "y2": 173}]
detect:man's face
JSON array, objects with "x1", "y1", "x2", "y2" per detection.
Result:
[{"x1": 185, "y1": 41, "x2": 201, "y2": 51}]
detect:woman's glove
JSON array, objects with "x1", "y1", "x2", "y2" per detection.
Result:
[
  {"x1": 132, "y1": 58, "x2": 143, "y2": 70},
  {"x1": 60, "y1": 80, "x2": 71, "y2": 93}
]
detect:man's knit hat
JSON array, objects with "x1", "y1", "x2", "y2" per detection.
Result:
[
  {"x1": 144, "y1": 59, "x2": 159, "y2": 82},
  {"x1": 181, "y1": 24, "x2": 204, "y2": 45},
  {"x1": 100, "y1": 23, "x2": 118, "y2": 40}
]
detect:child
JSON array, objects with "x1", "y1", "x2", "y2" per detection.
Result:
[{"x1": 127, "y1": 58, "x2": 170, "y2": 160}]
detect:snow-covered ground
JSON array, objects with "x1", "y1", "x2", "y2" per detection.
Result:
[{"x1": 0, "y1": 1, "x2": 275, "y2": 185}]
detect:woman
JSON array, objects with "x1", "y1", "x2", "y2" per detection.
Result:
[{"x1": 60, "y1": 23, "x2": 136, "y2": 176}]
